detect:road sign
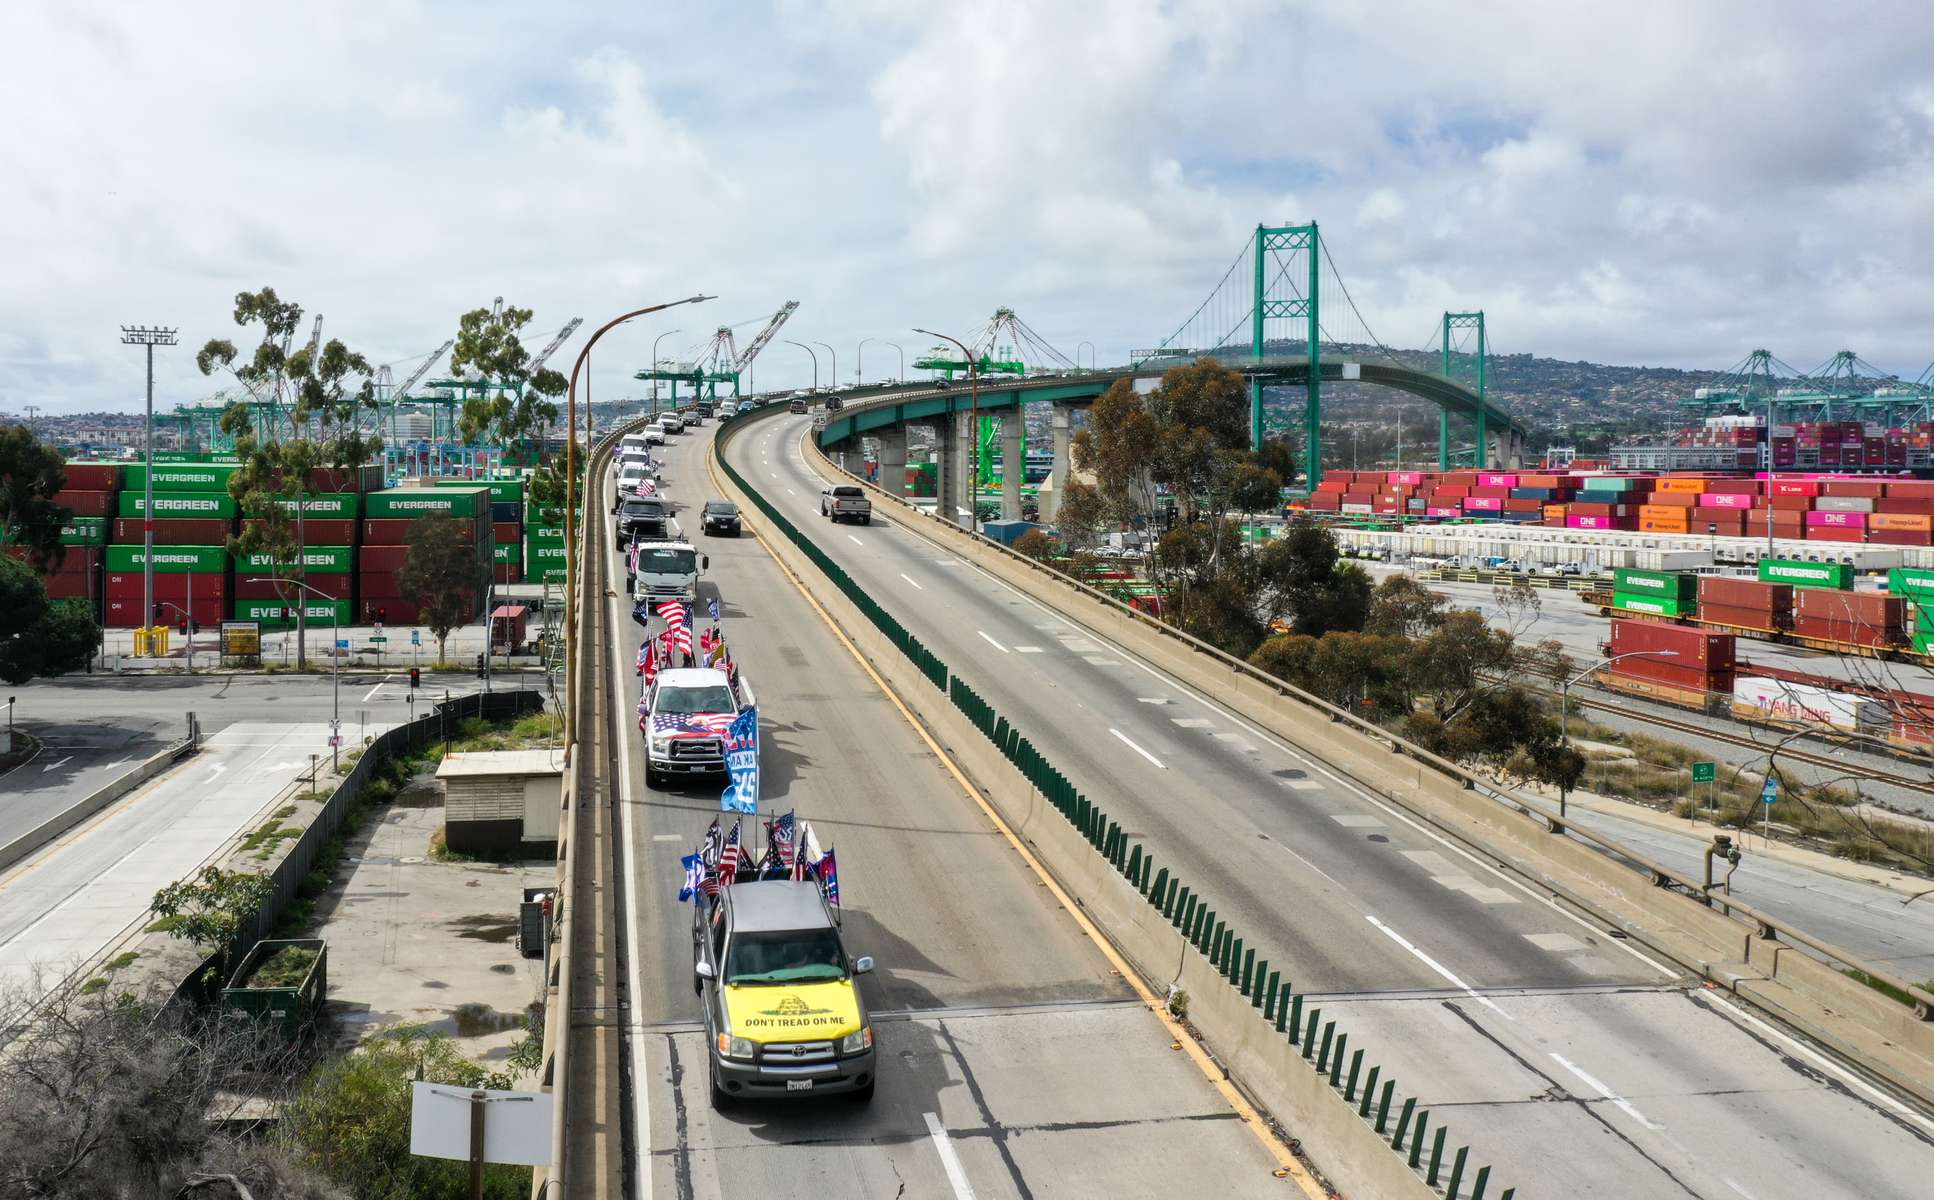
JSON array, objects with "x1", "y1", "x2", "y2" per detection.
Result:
[
  {"x1": 1761, "y1": 778, "x2": 1779, "y2": 805},
  {"x1": 336, "y1": 638, "x2": 349, "y2": 650},
  {"x1": 219, "y1": 621, "x2": 261, "y2": 656},
  {"x1": 411, "y1": 628, "x2": 421, "y2": 646},
  {"x1": 328, "y1": 735, "x2": 342, "y2": 748},
  {"x1": 1691, "y1": 761, "x2": 1716, "y2": 783},
  {"x1": 370, "y1": 636, "x2": 388, "y2": 644}
]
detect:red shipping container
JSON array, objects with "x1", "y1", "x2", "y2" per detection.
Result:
[
  {"x1": 1885, "y1": 480, "x2": 1934, "y2": 500},
  {"x1": 1792, "y1": 615, "x2": 1900, "y2": 648},
  {"x1": 104, "y1": 574, "x2": 229, "y2": 602},
  {"x1": 1611, "y1": 656, "x2": 1734, "y2": 693},
  {"x1": 1804, "y1": 526, "x2": 1866, "y2": 543},
  {"x1": 11, "y1": 546, "x2": 104, "y2": 577},
  {"x1": 358, "y1": 546, "x2": 409, "y2": 573},
  {"x1": 1697, "y1": 603, "x2": 1784, "y2": 632},
  {"x1": 1610, "y1": 619, "x2": 1735, "y2": 669},
  {"x1": 1698, "y1": 577, "x2": 1790, "y2": 613},
  {"x1": 60, "y1": 464, "x2": 122, "y2": 490},
  {"x1": 110, "y1": 518, "x2": 232, "y2": 544},
  {"x1": 44, "y1": 575, "x2": 96, "y2": 601},
  {"x1": 1306, "y1": 494, "x2": 1340, "y2": 511},
  {"x1": 1877, "y1": 499, "x2": 1934, "y2": 516},
  {"x1": 238, "y1": 518, "x2": 357, "y2": 544},
  {"x1": 1794, "y1": 589, "x2": 1903, "y2": 626},
  {"x1": 53, "y1": 490, "x2": 114, "y2": 518},
  {"x1": 492, "y1": 522, "x2": 519, "y2": 544},
  {"x1": 1821, "y1": 480, "x2": 1885, "y2": 499},
  {"x1": 1867, "y1": 529, "x2": 1934, "y2": 546}
]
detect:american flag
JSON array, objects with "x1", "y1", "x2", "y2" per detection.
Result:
[
  {"x1": 636, "y1": 639, "x2": 652, "y2": 675},
  {"x1": 815, "y1": 847, "x2": 839, "y2": 907},
  {"x1": 769, "y1": 810, "x2": 797, "y2": 867},
  {"x1": 656, "y1": 599, "x2": 693, "y2": 654},
  {"x1": 717, "y1": 818, "x2": 744, "y2": 884},
  {"x1": 689, "y1": 711, "x2": 737, "y2": 733},
  {"x1": 640, "y1": 478, "x2": 657, "y2": 496},
  {"x1": 650, "y1": 711, "x2": 727, "y2": 738}
]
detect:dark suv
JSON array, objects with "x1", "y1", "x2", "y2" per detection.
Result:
[{"x1": 702, "y1": 500, "x2": 741, "y2": 537}]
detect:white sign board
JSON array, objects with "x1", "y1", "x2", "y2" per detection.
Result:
[
  {"x1": 408, "y1": 1082, "x2": 553, "y2": 1167},
  {"x1": 1341, "y1": 362, "x2": 1362, "y2": 381}
]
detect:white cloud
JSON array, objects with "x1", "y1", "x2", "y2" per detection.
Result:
[{"x1": 5, "y1": 0, "x2": 1934, "y2": 415}]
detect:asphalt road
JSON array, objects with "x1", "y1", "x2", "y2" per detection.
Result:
[
  {"x1": 608, "y1": 431, "x2": 1291, "y2": 1198},
  {"x1": 721, "y1": 413, "x2": 1934, "y2": 1199},
  {"x1": 0, "y1": 673, "x2": 489, "y2": 849}
]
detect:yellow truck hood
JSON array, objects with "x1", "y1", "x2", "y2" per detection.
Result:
[{"x1": 723, "y1": 980, "x2": 862, "y2": 1042}]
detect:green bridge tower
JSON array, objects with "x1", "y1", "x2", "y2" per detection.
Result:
[{"x1": 1440, "y1": 311, "x2": 1488, "y2": 470}]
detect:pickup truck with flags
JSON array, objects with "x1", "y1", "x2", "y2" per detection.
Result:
[
  {"x1": 639, "y1": 667, "x2": 753, "y2": 787},
  {"x1": 681, "y1": 813, "x2": 868, "y2": 1107}
]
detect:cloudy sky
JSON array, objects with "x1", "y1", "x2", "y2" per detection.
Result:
[{"x1": 6, "y1": 0, "x2": 1934, "y2": 415}]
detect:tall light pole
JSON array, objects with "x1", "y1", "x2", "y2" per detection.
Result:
[
  {"x1": 564, "y1": 295, "x2": 713, "y2": 716},
  {"x1": 857, "y1": 337, "x2": 876, "y2": 386},
  {"x1": 121, "y1": 325, "x2": 177, "y2": 656},
  {"x1": 651, "y1": 328, "x2": 682, "y2": 415},
  {"x1": 784, "y1": 340, "x2": 819, "y2": 391},
  {"x1": 914, "y1": 327, "x2": 979, "y2": 536},
  {"x1": 813, "y1": 342, "x2": 837, "y2": 393},
  {"x1": 885, "y1": 341, "x2": 905, "y2": 382},
  {"x1": 1555, "y1": 650, "x2": 1680, "y2": 818}
]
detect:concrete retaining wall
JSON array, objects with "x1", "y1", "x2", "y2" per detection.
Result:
[{"x1": 0, "y1": 740, "x2": 195, "y2": 874}]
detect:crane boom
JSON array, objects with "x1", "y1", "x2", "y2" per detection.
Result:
[
  {"x1": 392, "y1": 338, "x2": 456, "y2": 401},
  {"x1": 527, "y1": 318, "x2": 583, "y2": 375},
  {"x1": 733, "y1": 301, "x2": 799, "y2": 372}
]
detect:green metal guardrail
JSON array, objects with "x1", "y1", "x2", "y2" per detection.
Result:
[{"x1": 714, "y1": 408, "x2": 1512, "y2": 1199}]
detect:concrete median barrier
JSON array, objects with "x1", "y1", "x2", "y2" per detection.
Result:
[{"x1": 0, "y1": 739, "x2": 196, "y2": 875}]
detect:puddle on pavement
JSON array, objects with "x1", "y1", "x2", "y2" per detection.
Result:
[{"x1": 446, "y1": 914, "x2": 519, "y2": 943}]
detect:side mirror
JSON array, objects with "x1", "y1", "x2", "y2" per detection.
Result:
[
  {"x1": 695, "y1": 961, "x2": 715, "y2": 980},
  {"x1": 701, "y1": 556, "x2": 709, "y2": 570},
  {"x1": 852, "y1": 956, "x2": 874, "y2": 975}
]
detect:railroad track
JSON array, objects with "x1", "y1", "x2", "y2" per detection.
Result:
[{"x1": 1567, "y1": 688, "x2": 1934, "y2": 799}]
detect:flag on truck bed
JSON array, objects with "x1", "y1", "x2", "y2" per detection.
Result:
[{"x1": 720, "y1": 706, "x2": 759, "y2": 814}]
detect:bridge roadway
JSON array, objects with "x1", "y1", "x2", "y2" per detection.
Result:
[
  {"x1": 601, "y1": 432, "x2": 1292, "y2": 1197},
  {"x1": 719, "y1": 413, "x2": 1934, "y2": 1199}
]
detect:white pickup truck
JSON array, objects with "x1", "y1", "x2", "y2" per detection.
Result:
[
  {"x1": 819, "y1": 485, "x2": 871, "y2": 525},
  {"x1": 642, "y1": 667, "x2": 752, "y2": 787}
]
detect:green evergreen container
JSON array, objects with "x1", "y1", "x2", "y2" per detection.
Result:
[
  {"x1": 234, "y1": 598, "x2": 350, "y2": 627},
  {"x1": 1888, "y1": 567, "x2": 1934, "y2": 601},
  {"x1": 118, "y1": 491, "x2": 237, "y2": 519},
  {"x1": 1612, "y1": 592, "x2": 1693, "y2": 618},
  {"x1": 265, "y1": 493, "x2": 362, "y2": 519},
  {"x1": 1913, "y1": 630, "x2": 1934, "y2": 656},
  {"x1": 105, "y1": 545, "x2": 229, "y2": 573},
  {"x1": 365, "y1": 487, "x2": 489, "y2": 520},
  {"x1": 1759, "y1": 559, "x2": 1852, "y2": 589},
  {"x1": 60, "y1": 518, "x2": 107, "y2": 546},
  {"x1": 526, "y1": 541, "x2": 567, "y2": 570},
  {"x1": 531, "y1": 567, "x2": 567, "y2": 585},
  {"x1": 492, "y1": 542, "x2": 522, "y2": 565},
  {"x1": 123, "y1": 463, "x2": 239, "y2": 492},
  {"x1": 237, "y1": 546, "x2": 353, "y2": 574},
  {"x1": 1613, "y1": 568, "x2": 1696, "y2": 598},
  {"x1": 437, "y1": 479, "x2": 524, "y2": 504}
]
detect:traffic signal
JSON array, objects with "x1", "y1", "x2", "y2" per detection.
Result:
[
  {"x1": 377, "y1": 606, "x2": 387, "y2": 625},
  {"x1": 152, "y1": 603, "x2": 163, "y2": 624},
  {"x1": 408, "y1": 667, "x2": 420, "y2": 689}
]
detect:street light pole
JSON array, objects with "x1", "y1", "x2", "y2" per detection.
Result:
[
  {"x1": 279, "y1": 577, "x2": 346, "y2": 768},
  {"x1": 913, "y1": 327, "x2": 979, "y2": 536},
  {"x1": 121, "y1": 326, "x2": 177, "y2": 657},
  {"x1": 813, "y1": 342, "x2": 837, "y2": 393},
  {"x1": 564, "y1": 295, "x2": 714, "y2": 718},
  {"x1": 651, "y1": 328, "x2": 682, "y2": 415},
  {"x1": 784, "y1": 340, "x2": 819, "y2": 391},
  {"x1": 1078, "y1": 341, "x2": 1096, "y2": 370},
  {"x1": 857, "y1": 337, "x2": 876, "y2": 386},
  {"x1": 886, "y1": 342, "x2": 905, "y2": 381},
  {"x1": 1556, "y1": 650, "x2": 1681, "y2": 818}
]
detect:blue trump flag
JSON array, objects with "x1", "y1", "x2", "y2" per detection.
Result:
[
  {"x1": 720, "y1": 706, "x2": 759, "y2": 813},
  {"x1": 707, "y1": 597, "x2": 721, "y2": 621},
  {"x1": 676, "y1": 852, "x2": 704, "y2": 902}
]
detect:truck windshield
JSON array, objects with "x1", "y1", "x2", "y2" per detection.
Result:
[
  {"x1": 725, "y1": 929, "x2": 846, "y2": 985},
  {"x1": 658, "y1": 685, "x2": 736, "y2": 714},
  {"x1": 639, "y1": 548, "x2": 696, "y2": 573}
]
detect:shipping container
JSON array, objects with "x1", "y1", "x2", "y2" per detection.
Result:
[
  {"x1": 1611, "y1": 592, "x2": 1693, "y2": 618},
  {"x1": 1758, "y1": 559, "x2": 1852, "y2": 589},
  {"x1": 434, "y1": 479, "x2": 525, "y2": 505},
  {"x1": 1610, "y1": 618, "x2": 1735, "y2": 668},
  {"x1": 234, "y1": 598, "x2": 352, "y2": 628},
  {"x1": 1614, "y1": 568, "x2": 1698, "y2": 598},
  {"x1": 238, "y1": 518, "x2": 357, "y2": 545},
  {"x1": 55, "y1": 490, "x2": 115, "y2": 518},
  {"x1": 362, "y1": 518, "x2": 477, "y2": 544},
  {"x1": 235, "y1": 546, "x2": 354, "y2": 574},
  {"x1": 1889, "y1": 567, "x2": 1934, "y2": 600},
  {"x1": 1792, "y1": 588, "x2": 1905, "y2": 628},
  {"x1": 118, "y1": 491, "x2": 237, "y2": 519},
  {"x1": 234, "y1": 574, "x2": 353, "y2": 601},
  {"x1": 1698, "y1": 576, "x2": 1791, "y2": 613},
  {"x1": 59, "y1": 463, "x2": 122, "y2": 490},
  {"x1": 103, "y1": 544, "x2": 230, "y2": 573},
  {"x1": 1732, "y1": 677, "x2": 1888, "y2": 731},
  {"x1": 364, "y1": 487, "x2": 491, "y2": 520},
  {"x1": 121, "y1": 464, "x2": 239, "y2": 493},
  {"x1": 262, "y1": 493, "x2": 363, "y2": 519}
]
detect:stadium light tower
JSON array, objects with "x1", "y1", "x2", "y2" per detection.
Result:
[{"x1": 122, "y1": 325, "x2": 178, "y2": 656}]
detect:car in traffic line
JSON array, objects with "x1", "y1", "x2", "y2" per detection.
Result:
[
  {"x1": 694, "y1": 878, "x2": 875, "y2": 1107},
  {"x1": 642, "y1": 667, "x2": 748, "y2": 786},
  {"x1": 702, "y1": 500, "x2": 742, "y2": 537},
  {"x1": 819, "y1": 485, "x2": 870, "y2": 525}
]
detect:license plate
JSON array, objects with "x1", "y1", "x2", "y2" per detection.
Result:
[{"x1": 785, "y1": 1080, "x2": 813, "y2": 1092}]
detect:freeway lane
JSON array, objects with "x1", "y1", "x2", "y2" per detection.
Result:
[
  {"x1": 726, "y1": 412, "x2": 1934, "y2": 1199},
  {"x1": 607, "y1": 429, "x2": 1290, "y2": 1198}
]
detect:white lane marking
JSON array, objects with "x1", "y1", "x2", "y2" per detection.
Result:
[
  {"x1": 1524, "y1": 933, "x2": 1587, "y2": 952},
  {"x1": 787, "y1": 488, "x2": 796, "y2": 496},
  {"x1": 652, "y1": 833, "x2": 682, "y2": 842},
  {"x1": 1689, "y1": 989, "x2": 1934, "y2": 1136},
  {"x1": 102, "y1": 759, "x2": 130, "y2": 773},
  {"x1": 847, "y1": 534, "x2": 864, "y2": 546},
  {"x1": 361, "y1": 676, "x2": 394, "y2": 702},
  {"x1": 1365, "y1": 914, "x2": 1510, "y2": 1018},
  {"x1": 935, "y1": 549, "x2": 1683, "y2": 980},
  {"x1": 1725, "y1": 1179, "x2": 1761, "y2": 1200},
  {"x1": 41, "y1": 756, "x2": 72, "y2": 773},
  {"x1": 1550, "y1": 1053, "x2": 1663, "y2": 1130},
  {"x1": 900, "y1": 573, "x2": 925, "y2": 591},
  {"x1": 976, "y1": 630, "x2": 1009, "y2": 653},
  {"x1": 1286, "y1": 780, "x2": 1323, "y2": 791},
  {"x1": 1014, "y1": 645, "x2": 1042, "y2": 653},
  {"x1": 924, "y1": 1111, "x2": 977, "y2": 1200},
  {"x1": 1108, "y1": 728, "x2": 1165, "y2": 770},
  {"x1": 607, "y1": 562, "x2": 655, "y2": 1196},
  {"x1": 1137, "y1": 697, "x2": 1170, "y2": 705},
  {"x1": 1330, "y1": 814, "x2": 1384, "y2": 828},
  {"x1": 1171, "y1": 718, "x2": 1212, "y2": 729},
  {"x1": 207, "y1": 762, "x2": 227, "y2": 778},
  {"x1": 1083, "y1": 656, "x2": 1118, "y2": 666}
]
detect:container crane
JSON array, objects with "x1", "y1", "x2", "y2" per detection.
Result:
[
  {"x1": 912, "y1": 307, "x2": 1076, "y2": 379},
  {"x1": 633, "y1": 301, "x2": 799, "y2": 403}
]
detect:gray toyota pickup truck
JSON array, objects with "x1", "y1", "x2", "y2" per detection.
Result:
[{"x1": 819, "y1": 485, "x2": 871, "y2": 525}]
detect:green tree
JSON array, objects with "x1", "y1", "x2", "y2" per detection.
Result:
[
  {"x1": 149, "y1": 865, "x2": 274, "y2": 951},
  {"x1": 399, "y1": 516, "x2": 479, "y2": 662},
  {"x1": 1071, "y1": 378, "x2": 1161, "y2": 534},
  {"x1": 0, "y1": 556, "x2": 98, "y2": 685},
  {"x1": 1256, "y1": 521, "x2": 1371, "y2": 636},
  {"x1": 0, "y1": 424, "x2": 70, "y2": 571},
  {"x1": 201, "y1": 288, "x2": 381, "y2": 668},
  {"x1": 450, "y1": 302, "x2": 568, "y2": 464},
  {"x1": 1365, "y1": 574, "x2": 1450, "y2": 639},
  {"x1": 1013, "y1": 528, "x2": 1056, "y2": 563},
  {"x1": 279, "y1": 1029, "x2": 528, "y2": 1200},
  {"x1": 1051, "y1": 478, "x2": 1105, "y2": 549},
  {"x1": 1406, "y1": 609, "x2": 1519, "y2": 722}
]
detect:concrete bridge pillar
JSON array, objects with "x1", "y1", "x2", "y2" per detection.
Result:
[
  {"x1": 931, "y1": 411, "x2": 973, "y2": 528},
  {"x1": 1489, "y1": 425, "x2": 1525, "y2": 470},
  {"x1": 1000, "y1": 411, "x2": 1024, "y2": 522},
  {"x1": 1039, "y1": 402, "x2": 1074, "y2": 524},
  {"x1": 875, "y1": 426, "x2": 907, "y2": 500}
]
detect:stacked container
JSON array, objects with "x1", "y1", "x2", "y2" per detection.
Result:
[
  {"x1": 1891, "y1": 568, "x2": 1934, "y2": 655},
  {"x1": 1607, "y1": 620, "x2": 1736, "y2": 702},
  {"x1": 525, "y1": 507, "x2": 567, "y2": 586},
  {"x1": 103, "y1": 544, "x2": 230, "y2": 628},
  {"x1": 1610, "y1": 567, "x2": 1697, "y2": 618},
  {"x1": 1758, "y1": 559, "x2": 1852, "y2": 590},
  {"x1": 1696, "y1": 576, "x2": 1791, "y2": 634},
  {"x1": 440, "y1": 479, "x2": 525, "y2": 586},
  {"x1": 359, "y1": 487, "x2": 492, "y2": 625},
  {"x1": 1791, "y1": 587, "x2": 1905, "y2": 648}
]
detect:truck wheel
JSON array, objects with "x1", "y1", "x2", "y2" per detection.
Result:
[
  {"x1": 711, "y1": 1070, "x2": 734, "y2": 1110},
  {"x1": 644, "y1": 763, "x2": 661, "y2": 789},
  {"x1": 861, "y1": 515, "x2": 871, "y2": 526},
  {"x1": 850, "y1": 1078, "x2": 875, "y2": 1105}
]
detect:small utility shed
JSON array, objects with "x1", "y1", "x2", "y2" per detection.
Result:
[{"x1": 436, "y1": 750, "x2": 563, "y2": 856}]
